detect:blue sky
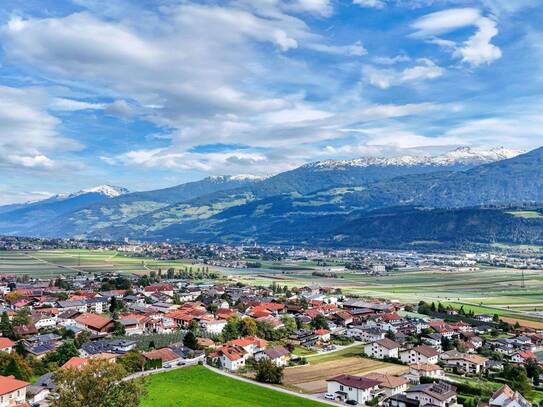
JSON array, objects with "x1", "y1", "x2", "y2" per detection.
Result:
[{"x1": 1, "y1": 0, "x2": 542, "y2": 204}]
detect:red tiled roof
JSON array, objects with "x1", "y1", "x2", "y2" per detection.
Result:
[
  {"x1": 62, "y1": 357, "x2": 89, "y2": 370},
  {"x1": 0, "y1": 375, "x2": 29, "y2": 396},
  {"x1": 0, "y1": 338, "x2": 15, "y2": 349},
  {"x1": 144, "y1": 348, "x2": 180, "y2": 363},
  {"x1": 74, "y1": 313, "x2": 113, "y2": 330},
  {"x1": 226, "y1": 336, "x2": 268, "y2": 349}
]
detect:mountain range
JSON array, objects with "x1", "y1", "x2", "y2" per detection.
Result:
[{"x1": 2, "y1": 146, "x2": 543, "y2": 249}]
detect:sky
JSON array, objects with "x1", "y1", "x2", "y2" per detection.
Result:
[{"x1": 1, "y1": 0, "x2": 543, "y2": 204}]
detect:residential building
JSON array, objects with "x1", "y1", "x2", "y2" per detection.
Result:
[
  {"x1": 364, "y1": 338, "x2": 400, "y2": 359},
  {"x1": 326, "y1": 374, "x2": 381, "y2": 404}
]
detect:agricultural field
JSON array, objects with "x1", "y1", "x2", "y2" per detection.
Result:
[
  {"x1": 140, "y1": 365, "x2": 325, "y2": 407},
  {"x1": 229, "y1": 264, "x2": 543, "y2": 326},
  {"x1": 283, "y1": 353, "x2": 408, "y2": 393},
  {"x1": 0, "y1": 249, "x2": 215, "y2": 278}
]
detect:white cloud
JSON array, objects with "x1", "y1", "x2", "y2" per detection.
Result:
[
  {"x1": 353, "y1": 0, "x2": 386, "y2": 9},
  {"x1": 287, "y1": 0, "x2": 334, "y2": 16},
  {"x1": 373, "y1": 54, "x2": 411, "y2": 65},
  {"x1": 455, "y1": 17, "x2": 501, "y2": 66},
  {"x1": 49, "y1": 98, "x2": 105, "y2": 111},
  {"x1": 363, "y1": 59, "x2": 444, "y2": 89},
  {"x1": 411, "y1": 8, "x2": 502, "y2": 66},
  {"x1": 0, "y1": 86, "x2": 81, "y2": 171},
  {"x1": 306, "y1": 41, "x2": 367, "y2": 56}
]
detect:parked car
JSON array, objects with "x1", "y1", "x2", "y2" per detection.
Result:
[
  {"x1": 324, "y1": 393, "x2": 335, "y2": 400},
  {"x1": 346, "y1": 400, "x2": 358, "y2": 405}
]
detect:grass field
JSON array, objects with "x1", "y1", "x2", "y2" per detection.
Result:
[
  {"x1": 140, "y1": 365, "x2": 325, "y2": 407},
  {"x1": 0, "y1": 249, "x2": 217, "y2": 278},
  {"x1": 305, "y1": 344, "x2": 365, "y2": 364}
]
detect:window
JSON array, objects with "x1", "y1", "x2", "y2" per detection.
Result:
[{"x1": 340, "y1": 385, "x2": 344, "y2": 391}]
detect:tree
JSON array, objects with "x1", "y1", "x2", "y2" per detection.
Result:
[
  {"x1": 45, "y1": 341, "x2": 79, "y2": 366},
  {"x1": 119, "y1": 350, "x2": 146, "y2": 374},
  {"x1": 0, "y1": 312, "x2": 14, "y2": 339},
  {"x1": 109, "y1": 297, "x2": 119, "y2": 313},
  {"x1": 503, "y1": 364, "x2": 532, "y2": 397},
  {"x1": 281, "y1": 315, "x2": 297, "y2": 333},
  {"x1": 240, "y1": 318, "x2": 257, "y2": 337},
  {"x1": 52, "y1": 359, "x2": 144, "y2": 407},
  {"x1": 74, "y1": 331, "x2": 91, "y2": 349},
  {"x1": 4, "y1": 292, "x2": 21, "y2": 305},
  {"x1": 0, "y1": 353, "x2": 32, "y2": 381},
  {"x1": 12, "y1": 308, "x2": 31, "y2": 327},
  {"x1": 112, "y1": 321, "x2": 126, "y2": 337},
  {"x1": 254, "y1": 358, "x2": 284, "y2": 384},
  {"x1": 184, "y1": 331, "x2": 199, "y2": 350},
  {"x1": 311, "y1": 314, "x2": 329, "y2": 330},
  {"x1": 222, "y1": 316, "x2": 241, "y2": 341}
]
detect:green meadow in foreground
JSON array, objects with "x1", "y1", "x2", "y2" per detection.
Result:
[{"x1": 140, "y1": 365, "x2": 325, "y2": 407}]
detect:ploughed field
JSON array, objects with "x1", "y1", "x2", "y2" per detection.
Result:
[
  {"x1": 283, "y1": 348, "x2": 408, "y2": 393},
  {"x1": 140, "y1": 365, "x2": 326, "y2": 407}
]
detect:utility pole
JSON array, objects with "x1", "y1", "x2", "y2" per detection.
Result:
[{"x1": 521, "y1": 269, "x2": 525, "y2": 289}]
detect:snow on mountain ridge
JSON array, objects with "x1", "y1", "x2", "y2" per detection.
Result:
[
  {"x1": 305, "y1": 147, "x2": 522, "y2": 169},
  {"x1": 50, "y1": 185, "x2": 129, "y2": 201},
  {"x1": 206, "y1": 174, "x2": 267, "y2": 182}
]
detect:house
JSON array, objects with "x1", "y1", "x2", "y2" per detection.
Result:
[
  {"x1": 406, "y1": 363, "x2": 445, "y2": 383},
  {"x1": 511, "y1": 351, "x2": 536, "y2": 365},
  {"x1": 476, "y1": 314, "x2": 494, "y2": 323},
  {"x1": 200, "y1": 319, "x2": 227, "y2": 335},
  {"x1": 445, "y1": 353, "x2": 488, "y2": 374},
  {"x1": 315, "y1": 329, "x2": 331, "y2": 343},
  {"x1": 144, "y1": 348, "x2": 183, "y2": 368},
  {"x1": 74, "y1": 313, "x2": 113, "y2": 333},
  {"x1": 0, "y1": 374, "x2": 29, "y2": 407},
  {"x1": 423, "y1": 333, "x2": 442, "y2": 350},
  {"x1": 347, "y1": 326, "x2": 386, "y2": 343},
  {"x1": 80, "y1": 339, "x2": 136, "y2": 356},
  {"x1": 326, "y1": 374, "x2": 381, "y2": 404},
  {"x1": 404, "y1": 382, "x2": 458, "y2": 407},
  {"x1": 364, "y1": 338, "x2": 400, "y2": 359},
  {"x1": 485, "y1": 385, "x2": 532, "y2": 407},
  {"x1": 62, "y1": 356, "x2": 89, "y2": 370},
  {"x1": 364, "y1": 373, "x2": 408, "y2": 398},
  {"x1": 400, "y1": 345, "x2": 439, "y2": 364},
  {"x1": 214, "y1": 345, "x2": 248, "y2": 371},
  {"x1": 0, "y1": 339, "x2": 14, "y2": 354},
  {"x1": 225, "y1": 336, "x2": 268, "y2": 357},
  {"x1": 257, "y1": 345, "x2": 290, "y2": 367}
]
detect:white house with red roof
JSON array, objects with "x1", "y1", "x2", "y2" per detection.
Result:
[
  {"x1": 511, "y1": 351, "x2": 536, "y2": 365},
  {"x1": 225, "y1": 336, "x2": 268, "y2": 357},
  {"x1": 0, "y1": 374, "x2": 29, "y2": 407},
  {"x1": 0, "y1": 339, "x2": 14, "y2": 354}
]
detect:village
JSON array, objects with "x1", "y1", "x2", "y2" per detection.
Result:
[{"x1": 0, "y1": 264, "x2": 538, "y2": 407}]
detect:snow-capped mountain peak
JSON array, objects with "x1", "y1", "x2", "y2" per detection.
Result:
[
  {"x1": 50, "y1": 185, "x2": 129, "y2": 201},
  {"x1": 305, "y1": 146, "x2": 522, "y2": 170},
  {"x1": 78, "y1": 185, "x2": 129, "y2": 197}
]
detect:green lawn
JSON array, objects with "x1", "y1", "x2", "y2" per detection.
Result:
[
  {"x1": 306, "y1": 344, "x2": 365, "y2": 364},
  {"x1": 140, "y1": 365, "x2": 326, "y2": 407}
]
